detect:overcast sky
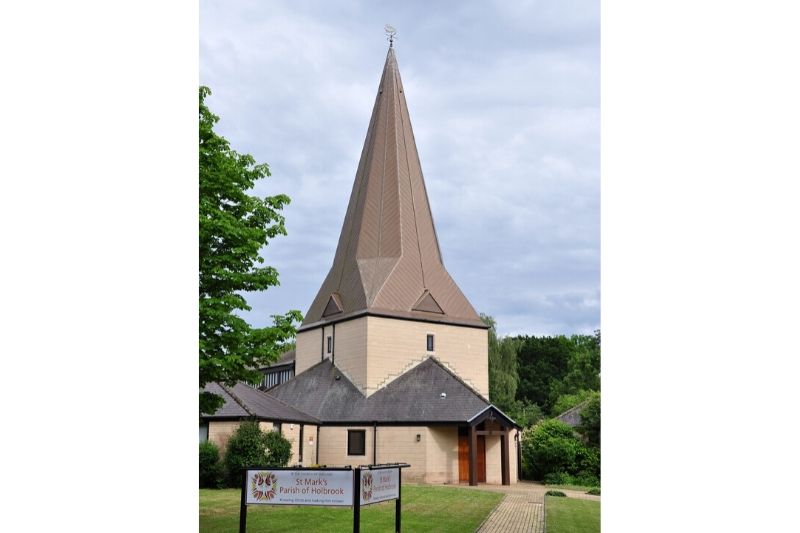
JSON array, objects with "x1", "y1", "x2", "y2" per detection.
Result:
[{"x1": 200, "y1": 0, "x2": 598, "y2": 337}]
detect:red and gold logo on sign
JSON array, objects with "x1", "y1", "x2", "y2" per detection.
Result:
[
  {"x1": 251, "y1": 471, "x2": 278, "y2": 501},
  {"x1": 362, "y1": 471, "x2": 373, "y2": 502}
]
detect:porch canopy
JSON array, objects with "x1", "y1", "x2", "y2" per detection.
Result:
[{"x1": 466, "y1": 405, "x2": 520, "y2": 486}]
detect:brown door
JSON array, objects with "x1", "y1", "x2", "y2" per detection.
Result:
[
  {"x1": 458, "y1": 435, "x2": 469, "y2": 482},
  {"x1": 477, "y1": 436, "x2": 486, "y2": 483},
  {"x1": 458, "y1": 434, "x2": 487, "y2": 483}
]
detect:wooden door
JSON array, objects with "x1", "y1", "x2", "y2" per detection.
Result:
[
  {"x1": 458, "y1": 435, "x2": 469, "y2": 482},
  {"x1": 458, "y1": 434, "x2": 487, "y2": 483},
  {"x1": 477, "y1": 436, "x2": 486, "y2": 483}
]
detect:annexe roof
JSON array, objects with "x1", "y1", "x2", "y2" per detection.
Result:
[
  {"x1": 201, "y1": 382, "x2": 319, "y2": 425},
  {"x1": 301, "y1": 48, "x2": 485, "y2": 331}
]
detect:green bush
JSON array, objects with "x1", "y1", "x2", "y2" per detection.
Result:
[
  {"x1": 223, "y1": 421, "x2": 292, "y2": 487},
  {"x1": 520, "y1": 419, "x2": 600, "y2": 483},
  {"x1": 586, "y1": 488, "x2": 601, "y2": 495},
  {"x1": 199, "y1": 441, "x2": 223, "y2": 488},
  {"x1": 545, "y1": 490, "x2": 566, "y2": 497}
]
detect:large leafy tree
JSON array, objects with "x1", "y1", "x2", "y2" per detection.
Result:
[{"x1": 199, "y1": 87, "x2": 302, "y2": 415}]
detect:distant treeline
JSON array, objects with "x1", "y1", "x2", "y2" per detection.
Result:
[{"x1": 482, "y1": 314, "x2": 600, "y2": 428}]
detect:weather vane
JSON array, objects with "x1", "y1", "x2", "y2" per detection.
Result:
[{"x1": 384, "y1": 24, "x2": 397, "y2": 48}]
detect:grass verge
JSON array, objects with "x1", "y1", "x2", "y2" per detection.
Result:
[
  {"x1": 200, "y1": 484, "x2": 502, "y2": 533},
  {"x1": 546, "y1": 495, "x2": 600, "y2": 533}
]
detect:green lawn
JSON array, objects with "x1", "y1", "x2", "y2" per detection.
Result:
[
  {"x1": 546, "y1": 496, "x2": 600, "y2": 533},
  {"x1": 200, "y1": 485, "x2": 503, "y2": 533}
]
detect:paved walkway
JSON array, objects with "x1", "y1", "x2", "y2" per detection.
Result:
[{"x1": 463, "y1": 481, "x2": 600, "y2": 533}]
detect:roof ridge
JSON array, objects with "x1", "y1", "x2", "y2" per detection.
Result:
[{"x1": 218, "y1": 383, "x2": 255, "y2": 417}]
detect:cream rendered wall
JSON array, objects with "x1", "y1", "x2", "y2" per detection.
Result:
[
  {"x1": 484, "y1": 435, "x2": 502, "y2": 484},
  {"x1": 510, "y1": 428, "x2": 518, "y2": 482},
  {"x1": 208, "y1": 421, "x2": 242, "y2": 454},
  {"x1": 295, "y1": 328, "x2": 321, "y2": 375},
  {"x1": 331, "y1": 319, "x2": 368, "y2": 390},
  {"x1": 281, "y1": 423, "x2": 301, "y2": 465},
  {"x1": 300, "y1": 425, "x2": 318, "y2": 465},
  {"x1": 318, "y1": 426, "x2": 374, "y2": 468},
  {"x1": 375, "y1": 427, "x2": 429, "y2": 483},
  {"x1": 426, "y1": 426, "x2": 459, "y2": 484},
  {"x1": 366, "y1": 317, "x2": 489, "y2": 397},
  {"x1": 295, "y1": 321, "x2": 368, "y2": 385}
]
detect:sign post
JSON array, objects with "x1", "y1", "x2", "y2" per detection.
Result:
[
  {"x1": 353, "y1": 467, "x2": 361, "y2": 533},
  {"x1": 357, "y1": 463, "x2": 410, "y2": 533}
]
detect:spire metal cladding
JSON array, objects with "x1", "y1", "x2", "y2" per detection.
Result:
[{"x1": 300, "y1": 48, "x2": 486, "y2": 331}]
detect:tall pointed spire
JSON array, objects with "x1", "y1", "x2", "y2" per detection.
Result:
[{"x1": 300, "y1": 48, "x2": 485, "y2": 330}]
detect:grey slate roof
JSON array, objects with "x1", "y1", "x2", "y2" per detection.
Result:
[
  {"x1": 267, "y1": 357, "x2": 492, "y2": 424},
  {"x1": 555, "y1": 401, "x2": 588, "y2": 428},
  {"x1": 201, "y1": 382, "x2": 319, "y2": 424},
  {"x1": 267, "y1": 359, "x2": 367, "y2": 422},
  {"x1": 202, "y1": 382, "x2": 249, "y2": 418},
  {"x1": 260, "y1": 348, "x2": 296, "y2": 370}
]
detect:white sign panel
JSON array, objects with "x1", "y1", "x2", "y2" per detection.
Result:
[
  {"x1": 359, "y1": 467, "x2": 400, "y2": 506},
  {"x1": 245, "y1": 469, "x2": 353, "y2": 506}
]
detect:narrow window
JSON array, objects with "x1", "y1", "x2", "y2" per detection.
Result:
[
  {"x1": 427, "y1": 334, "x2": 434, "y2": 352},
  {"x1": 199, "y1": 423, "x2": 208, "y2": 442},
  {"x1": 327, "y1": 335, "x2": 332, "y2": 354},
  {"x1": 347, "y1": 430, "x2": 366, "y2": 456},
  {"x1": 274, "y1": 423, "x2": 282, "y2": 434}
]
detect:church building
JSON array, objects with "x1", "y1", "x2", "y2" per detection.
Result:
[{"x1": 201, "y1": 46, "x2": 521, "y2": 485}]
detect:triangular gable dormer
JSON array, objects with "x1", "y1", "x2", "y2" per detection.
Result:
[
  {"x1": 322, "y1": 293, "x2": 343, "y2": 317},
  {"x1": 412, "y1": 289, "x2": 444, "y2": 314}
]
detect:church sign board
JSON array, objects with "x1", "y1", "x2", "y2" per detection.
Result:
[
  {"x1": 359, "y1": 465, "x2": 400, "y2": 506},
  {"x1": 238, "y1": 464, "x2": 409, "y2": 533},
  {"x1": 245, "y1": 468, "x2": 353, "y2": 506}
]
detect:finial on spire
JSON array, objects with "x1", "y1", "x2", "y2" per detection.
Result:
[{"x1": 384, "y1": 24, "x2": 397, "y2": 48}]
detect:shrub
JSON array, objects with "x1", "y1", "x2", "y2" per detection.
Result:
[
  {"x1": 199, "y1": 441, "x2": 223, "y2": 488},
  {"x1": 545, "y1": 490, "x2": 566, "y2": 497},
  {"x1": 520, "y1": 419, "x2": 600, "y2": 483},
  {"x1": 223, "y1": 421, "x2": 292, "y2": 487},
  {"x1": 586, "y1": 488, "x2": 601, "y2": 495}
]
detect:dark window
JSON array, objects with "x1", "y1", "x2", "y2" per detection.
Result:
[
  {"x1": 347, "y1": 430, "x2": 366, "y2": 456},
  {"x1": 327, "y1": 335, "x2": 332, "y2": 354},
  {"x1": 274, "y1": 423, "x2": 282, "y2": 434},
  {"x1": 427, "y1": 334, "x2": 434, "y2": 352},
  {"x1": 199, "y1": 423, "x2": 209, "y2": 442}
]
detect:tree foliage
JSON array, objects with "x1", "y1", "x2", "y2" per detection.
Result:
[
  {"x1": 223, "y1": 421, "x2": 292, "y2": 487},
  {"x1": 551, "y1": 389, "x2": 595, "y2": 417},
  {"x1": 482, "y1": 314, "x2": 519, "y2": 410},
  {"x1": 578, "y1": 392, "x2": 600, "y2": 447},
  {"x1": 199, "y1": 86, "x2": 302, "y2": 414},
  {"x1": 520, "y1": 419, "x2": 599, "y2": 484},
  {"x1": 516, "y1": 331, "x2": 600, "y2": 414}
]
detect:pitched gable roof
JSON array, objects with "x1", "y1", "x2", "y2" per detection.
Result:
[
  {"x1": 268, "y1": 359, "x2": 367, "y2": 421},
  {"x1": 301, "y1": 48, "x2": 485, "y2": 331},
  {"x1": 266, "y1": 357, "x2": 502, "y2": 425}
]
